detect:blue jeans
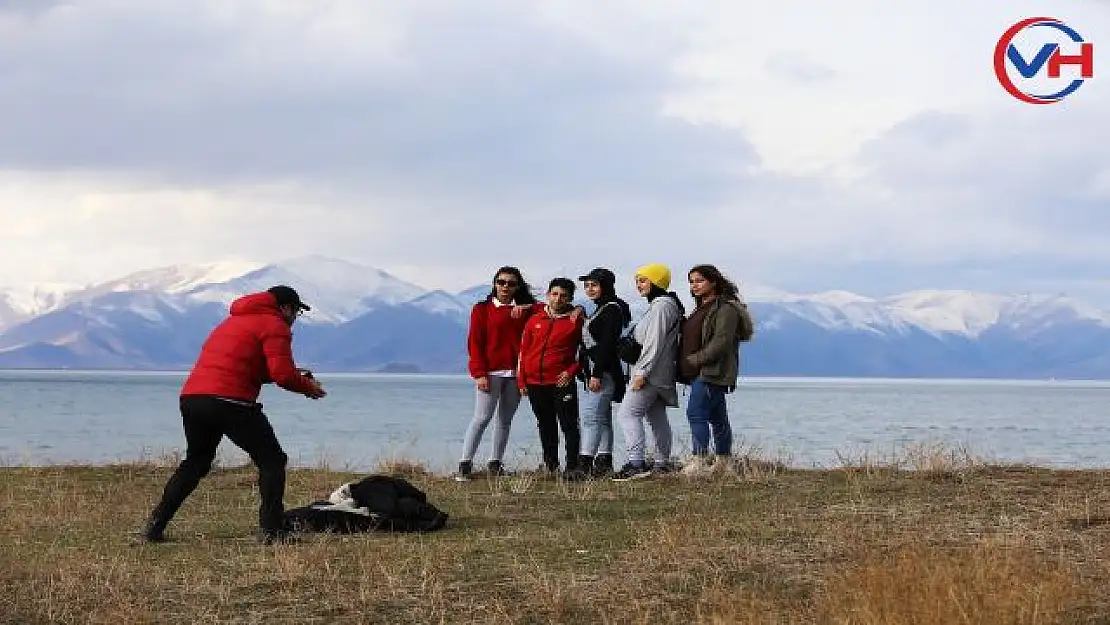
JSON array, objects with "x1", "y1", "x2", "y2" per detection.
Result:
[
  {"x1": 686, "y1": 377, "x2": 732, "y2": 456},
  {"x1": 579, "y1": 373, "x2": 615, "y2": 456}
]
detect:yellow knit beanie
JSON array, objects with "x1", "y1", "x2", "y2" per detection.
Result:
[{"x1": 634, "y1": 263, "x2": 671, "y2": 290}]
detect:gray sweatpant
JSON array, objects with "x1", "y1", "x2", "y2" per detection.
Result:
[
  {"x1": 459, "y1": 376, "x2": 522, "y2": 463},
  {"x1": 616, "y1": 383, "x2": 672, "y2": 466}
]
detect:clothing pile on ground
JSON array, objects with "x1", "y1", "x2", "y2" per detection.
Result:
[{"x1": 283, "y1": 474, "x2": 449, "y2": 534}]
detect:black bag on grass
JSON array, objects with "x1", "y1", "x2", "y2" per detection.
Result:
[{"x1": 283, "y1": 475, "x2": 448, "y2": 534}]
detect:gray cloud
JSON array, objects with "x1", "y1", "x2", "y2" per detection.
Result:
[
  {"x1": 0, "y1": 1, "x2": 67, "y2": 18},
  {"x1": 0, "y1": 1, "x2": 757, "y2": 209},
  {"x1": 856, "y1": 107, "x2": 1110, "y2": 248},
  {"x1": 0, "y1": 1, "x2": 1108, "y2": 304}
]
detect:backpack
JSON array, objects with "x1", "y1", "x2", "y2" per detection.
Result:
[
  {"x1": 736, "y1": 300, "x2": 754, "y2": 342},
  {"x1": 618, "y1": 309, "x2": 681, "y2": 365}
]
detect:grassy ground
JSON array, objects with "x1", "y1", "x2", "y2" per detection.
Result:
[{"x1": 3, "y1": 449, "x2": 1110, "y2": 624}]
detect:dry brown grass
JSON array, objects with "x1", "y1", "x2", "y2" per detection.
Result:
[{"x1": 2, "y1": 453, "x2": 1109, "y2": 624}]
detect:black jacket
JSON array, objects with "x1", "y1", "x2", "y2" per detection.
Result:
[
  {"x1": 578, "y1": 298, "x2": 631, "y2": 402},
  {"x1": 283, "y1": 475, "x2": 448, "y2": 534}
]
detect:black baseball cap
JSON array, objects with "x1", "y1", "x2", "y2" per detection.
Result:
[
  {"x1": 578, "y1": 267, "x2": 615, "y2": 285},
  {"x1": 267, "y1": 285, "x2": 311, "y2": 311}
]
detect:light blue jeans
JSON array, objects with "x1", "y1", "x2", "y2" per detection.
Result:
[{"x1": 579, "y1": 373, "x2": 615, "y2": 456}]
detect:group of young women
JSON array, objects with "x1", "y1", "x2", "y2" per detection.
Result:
[{"x1": 456, "y1": 262, "x2": 750, "y2": 482}]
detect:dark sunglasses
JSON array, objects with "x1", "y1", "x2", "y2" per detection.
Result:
[{"x1": 495, "y1": 279, "x2": 519, "y2": 287}]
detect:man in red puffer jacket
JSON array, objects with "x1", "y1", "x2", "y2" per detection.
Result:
[
  {"x1": 518, "y1": 277, "x2": 585, "y2": 475},
  {"x1": 140, "y1": 285, "x2": 326, "y2": 545}
]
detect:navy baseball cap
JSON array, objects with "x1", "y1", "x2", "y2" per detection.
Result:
[
  {"x1": 577, "y1": 268, "x2": 616, "y2": 286},
  {"x1": 267, "y1": 285, "x2": 311, "y2": 311}
]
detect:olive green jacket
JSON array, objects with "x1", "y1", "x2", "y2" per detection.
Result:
[{"x1": 684, "y1": 298, "x2": 747, "y2": 389}]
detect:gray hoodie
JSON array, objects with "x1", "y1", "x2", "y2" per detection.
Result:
[{"x1": 630, "y1": 295, "x2": 682, "y2": 406}]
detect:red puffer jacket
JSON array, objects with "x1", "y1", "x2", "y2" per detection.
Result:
[
  {"x1": 517, "y1": 304, "x2": 584, "y2": 388},
  {"x1": 180, "y1": 292, "x2": 317, "y2": 402}
]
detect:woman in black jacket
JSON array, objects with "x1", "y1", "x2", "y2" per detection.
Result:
[{"x1": 574, "y1": 267, "x2": 632, "y2": 477}]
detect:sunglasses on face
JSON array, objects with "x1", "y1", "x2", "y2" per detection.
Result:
[{"x1": 495, "y1": 279, "x2": 519, "y2": 287}]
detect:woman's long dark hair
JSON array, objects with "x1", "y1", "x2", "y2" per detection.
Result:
[
  {"x1": 688, "y1": 264, "x2": 740, "y2": 306},
  {"x1": 486, "y1": 266, "x2": 537, "y2": 304}
]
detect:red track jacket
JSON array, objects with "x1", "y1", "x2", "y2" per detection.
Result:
[{"x1": 517, "y1": 304, "x2": 584, "y2": 388}]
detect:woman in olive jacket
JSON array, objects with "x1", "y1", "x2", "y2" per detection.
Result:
[{"x1": 679, "y1": 264, "x2": 750, "y2": 457}]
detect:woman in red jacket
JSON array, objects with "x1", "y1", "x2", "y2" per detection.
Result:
[
  {"x1": 455, "y1": 266, "x2": 538, "y2": 481},
  {"x1": 517, "y1": 278, "x2": 585, "y2": 475}
]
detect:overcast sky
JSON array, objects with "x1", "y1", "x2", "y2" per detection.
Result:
[{"x1": 1, "y1": 0, "x2": 1108, "y2": 301}]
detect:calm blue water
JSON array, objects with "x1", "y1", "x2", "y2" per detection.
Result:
[{"x1": 1, "y1": 370, "x2": 1109, "y2": 472}]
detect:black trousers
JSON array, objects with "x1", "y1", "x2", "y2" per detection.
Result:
[
  {"x1": 526, "y1": 384, "x2": 580, "y2": 471},
  {"x1": 149, "y1": 395, "x2": 289, "y2": 533}
]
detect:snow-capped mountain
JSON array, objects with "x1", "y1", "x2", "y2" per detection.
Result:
[
  {"x1": 0, "y1": 282, "x2": 83, "y2": 332},
  {"x1": 181, "y1": 256, "x2": 427, "y2": 325},
  {"x1": 72, "y1": 260, "x2": 266, "y2": 298},
  {"x1": 1, "y1": 255, "x2": 1109, "y2": 378}
]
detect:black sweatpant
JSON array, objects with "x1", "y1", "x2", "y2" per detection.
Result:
[
  {"x1": 526, "y1": 384, "x2": 580, "y2": 471},
  {"x1": 149, "y1": 395, "x2": 289, "y2": 533}
]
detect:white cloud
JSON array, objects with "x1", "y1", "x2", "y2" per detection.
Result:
[{"x1": 0, "y1": 0, "x2": 1108, "y2": 303}]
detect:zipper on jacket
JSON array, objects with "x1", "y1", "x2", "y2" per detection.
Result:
[{"x1": 537, "y1": 316, "x2": 556, "y2": 384}]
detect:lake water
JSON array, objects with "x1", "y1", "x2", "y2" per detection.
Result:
[{"x1": 2, "y1": 370, "x2": 1109, "y2": 472}]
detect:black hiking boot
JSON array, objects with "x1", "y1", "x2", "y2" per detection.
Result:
[{"x1": 138, "y1": 511, "x2": 169, "y2": 543}]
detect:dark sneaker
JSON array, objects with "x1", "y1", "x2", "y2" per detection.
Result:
[
  {"x1": 486, "y1": 460, "x2": 512, "y2": 477},
  {"x1": 592, "y1": 454, "x2": 614, "y2": 477},
  {"x1": 651, "y1": 459, "x2": 679, "y2": 475},
  {"x1": 611, "y1": 462, "x2": 652, "y2": 482},
  {"x1": 454, "y1": 460, "x2": 473, "y2": 482}
]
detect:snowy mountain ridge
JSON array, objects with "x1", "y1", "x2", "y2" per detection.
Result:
[
  {"x1": 2, "y1": 256, "x2": 1110, "y2": 378},
  {"x1": 0, "y1": 255, "x2": 1107, "y2": 339}
]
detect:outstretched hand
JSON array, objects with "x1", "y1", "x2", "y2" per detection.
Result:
[{"x1": 304, "y1": 378, "x2": 327, "y2": 399}]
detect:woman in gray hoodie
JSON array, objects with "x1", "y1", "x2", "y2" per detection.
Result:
[{"x1": 612, "y1": 263, "x2": 685, "y2": 481}]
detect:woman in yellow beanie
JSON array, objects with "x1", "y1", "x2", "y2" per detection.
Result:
[{"x1": 611, "y1": 263, "x2": 686, "y2": 481}]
